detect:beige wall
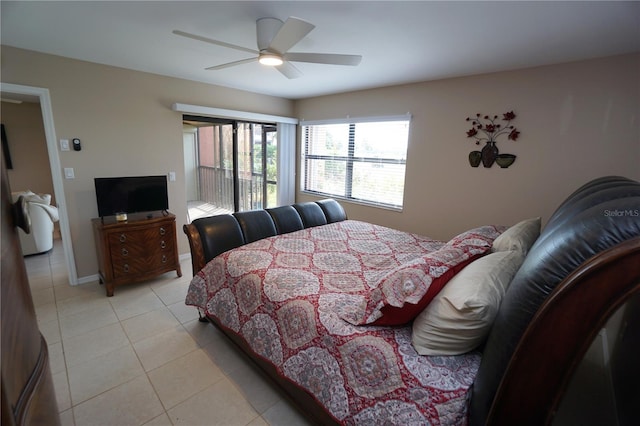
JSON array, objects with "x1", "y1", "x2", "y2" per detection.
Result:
[
  {"x1": 296, "y1": 53, "x2": 640, "y2": 241},
  {"x1": 1, "y1": 46, "x2": 294, "y2": 279},
  {"x1": 2, "y1": 45, "x2": 638, "y2": 280},
  {"x1": 2, "y1": 101, "x2": 55, "y2": 202}
]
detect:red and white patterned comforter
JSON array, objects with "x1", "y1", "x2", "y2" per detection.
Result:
[{"x1": 186, "y1": 220, "x2": 499, "y2": 425}]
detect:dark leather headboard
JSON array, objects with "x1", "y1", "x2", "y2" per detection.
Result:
[
  {"x1": 267, "y1": 205, "x2": 304, "y2": 234},
  {"x1": 470, "y1": 176, "x2": 640, "y2": 425},
  {"x1": 233, "y1": 210, "x2": 277, "y2": 244},
  {"x1": 293, "y1": 202, "x2": 329, "y2": 227},
  {"x1": 317, "y1": 198, "x2": 348, "y2": 223},
  {"x1": 194, "y1": 214, "x2": 245, "y2": 263},
  {"x1": 184, "y1": 199, "x2": 347, "y2": 275}
]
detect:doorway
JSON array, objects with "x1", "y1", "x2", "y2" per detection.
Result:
[
  {"x1": 182, "y1": 115, "x2": 278, "y2": 222},
  {"x1": 0, "y1": 82, "x2": 77, "y2": 285}
]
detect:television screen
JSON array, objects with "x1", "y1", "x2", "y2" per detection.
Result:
[{"x1": 94, "y1": 175, "x2": 169, "y2": 217}]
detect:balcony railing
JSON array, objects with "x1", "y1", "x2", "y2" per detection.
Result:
[{"x1": 198, "y1": 166, "x2": 266, "y2": 212}]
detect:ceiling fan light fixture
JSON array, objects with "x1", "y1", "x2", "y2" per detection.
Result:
[{"x1": 259, "y1": 53, "x2": 283, "y2": 66}]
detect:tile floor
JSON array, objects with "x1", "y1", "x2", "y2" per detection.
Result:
[
  {"x1": 26, "y1": 240, "x2": 313, "y2": 426},
  {"x1": 186, "y1": 201, "x2": 232, "y2": 222}
]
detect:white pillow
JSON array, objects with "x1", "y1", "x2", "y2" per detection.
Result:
[
  {"x1": 492, "y1": 217, "x2": 541, "y2": 255},
  {"x1": 411, "y1": 250, "x2": 524, "y2": 356}
]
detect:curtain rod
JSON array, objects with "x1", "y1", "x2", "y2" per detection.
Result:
[{"x1": 171, "y1": 103, "x2": 298, "y2": 125}]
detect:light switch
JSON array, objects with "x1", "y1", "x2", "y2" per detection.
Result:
[
  {"x1": 60, "y1": 139, "x2": 70, "y2": 151},
  {"x1": 64, "y1": 168, "x2": 75, "y2": 179},
  {"x1": 168, "y1": 171, "x2": 176, "y2": 182}
]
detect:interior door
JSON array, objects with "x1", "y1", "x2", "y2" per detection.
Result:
[{"x1": 1, "y1": 152, "x2": 60, "y2": 425}]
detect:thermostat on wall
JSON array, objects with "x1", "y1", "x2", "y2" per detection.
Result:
[{"x1": 72, "y1": 138, "x2": 81, "y2": 151}]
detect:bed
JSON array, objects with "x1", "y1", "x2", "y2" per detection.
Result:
[{"x1": 183, "y1": 176, "x2": 640, "y2": 425}]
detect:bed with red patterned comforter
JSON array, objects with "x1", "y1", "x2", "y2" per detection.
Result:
[{"x1": 186, "y1": 220, "x2": 502, "y2": 425}]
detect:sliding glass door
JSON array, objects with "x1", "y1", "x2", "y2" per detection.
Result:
[
  {"x1": 263, "y1": 125, "x2": 278, "y2": 207},
  {"x1": 236, "y1": 123, "x2": 278, "y2": 210},
  {"x1": 195, "y1": 121, "x2": 234, "y2": 211},
  {"x1": 183, "y1": 116, "x2": 277, "y2": 216}
]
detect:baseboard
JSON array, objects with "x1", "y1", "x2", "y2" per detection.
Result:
[{"x1": 76, "y1": 274, "x2": 100, "y2": 285}]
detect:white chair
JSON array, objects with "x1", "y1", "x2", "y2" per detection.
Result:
[{"x1": 11, "y1": 191, "x2": 59, "y2": 256}]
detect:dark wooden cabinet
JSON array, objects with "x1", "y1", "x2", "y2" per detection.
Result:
[{"x1": 92, "y1": 212, "x2": 182, "y2": 296}]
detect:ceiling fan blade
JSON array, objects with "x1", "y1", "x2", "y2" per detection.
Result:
[
  {"x1": 284, "y1": 52, "x2": 362, "y2": 66},
  {"x1": 173, "y1": 30, "x2": 258, "y2": 55},
  {"x1": 276, "y1": 61, "x2": 303, "y2": 79},
  {"x1": 206, "y1": 57, "x2": 258, "y2": 71},
  {"x1": 268, "y1": 17, "x2": 315, "y2": 53}
]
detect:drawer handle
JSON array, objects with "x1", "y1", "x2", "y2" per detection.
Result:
[
  {"x1": 122, "y1": 248, "x2": 129, "y2": 256},
  {"x1": 160, "y1": 241, "x2": 166, "y2": 249},
  {"x1": 123, "y1": 264, "x2": 129, "y2": 273},
  {"x1": 120, "y1": 234, "x2": 126, "y2": 242},
  {"x1": 161, "y1": 255, "x2": 167, "y2": 263},
  {"x1": 159, "y1": 227, "x2": 166, "y2": 236}
]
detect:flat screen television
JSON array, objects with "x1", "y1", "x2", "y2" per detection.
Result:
[{"x1": 94, "y1": 175, "x2": 169, "y2": 217}]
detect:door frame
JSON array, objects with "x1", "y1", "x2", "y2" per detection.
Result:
[{"x1": 0, "y1": 82, "x2": 78, "y2": 285}]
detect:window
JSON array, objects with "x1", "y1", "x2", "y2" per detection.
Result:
[{"x1": 301, "y1": 116, "x2": 410, "y2": 209}]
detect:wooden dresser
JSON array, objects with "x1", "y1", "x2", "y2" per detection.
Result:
[{"x1": 92, "y1": 212, "x2": 182, "y2": 296}]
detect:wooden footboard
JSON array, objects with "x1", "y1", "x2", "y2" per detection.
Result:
[
  {"x1": 183, "y1": 223, "x2": 206, "y2": 277},
  {"x1": 488, "y1": 237, "x2": 640, "y2": 425}
]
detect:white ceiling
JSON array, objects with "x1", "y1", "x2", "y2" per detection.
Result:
[{"x1": 2, "y1": 1, "x2": 639, "y2": 100}]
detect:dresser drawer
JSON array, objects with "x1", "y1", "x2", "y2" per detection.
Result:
[
  {"x1": 107, "y1": 223, "x2": 172, "y2": 247},
  {"x1": 111, "y1": 254, "x2": 175, "y2": 276},
  {"x1": 109, "y1": 226, "x2": 174, "y2": 277}
]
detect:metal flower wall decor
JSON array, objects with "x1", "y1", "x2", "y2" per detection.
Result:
[{"x1": 466, "y1": 111, "x2": 520, "y2": 168}]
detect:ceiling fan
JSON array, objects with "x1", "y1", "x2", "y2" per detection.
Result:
[{"x1": 173, "y1": 16, "x2": 362, "y2": 79}]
